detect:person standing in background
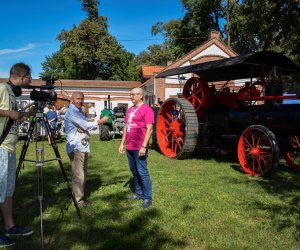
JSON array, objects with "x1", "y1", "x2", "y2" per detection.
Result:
[
  {"x1": 119, "y1": 87, "x2": 154, "y2": 209},
  {"x1": 88, "y1": 103, "x2": 96, "y2": 119},
  {"x1": 46, "y1": 105, "x2": 58, "y2": 144}
]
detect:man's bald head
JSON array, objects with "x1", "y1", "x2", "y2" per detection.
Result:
[
  {"x1": 71, "y1": 92, "x2": 84, "y2": 109},
  {"x1": 72, "y1": 92, "x2": 84, "y2": 100}
]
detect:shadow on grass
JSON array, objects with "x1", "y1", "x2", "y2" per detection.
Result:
[
  {"x1": 226, "y1": 162, "x2": 300, "y2": 241},
  {"x1": 14, "y1": 183, "x2": 186, "y2": 249},
  {"x1": 13, "y1": 154, "x2": 186, "y2": 249},
  {"x1": 123, "y1": 177, "x2": 134, "y2": 193},
  {"x1": 229, "y1": 163, "x2": 247, "y2": 175},
  {"x1": 254, "y1": 165, "x2": 300, "y2": 240},
  {"x1": 38, "y1": 192, "x2": 187, "y2": 250}
]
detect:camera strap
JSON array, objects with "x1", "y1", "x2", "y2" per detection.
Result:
[{"x1": 0, "y1": 119, "x2": 14, "y2": 146}]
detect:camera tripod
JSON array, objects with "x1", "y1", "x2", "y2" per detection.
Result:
[{"x1": 16, "y1": 102, "x2": 81, "y2": 249}]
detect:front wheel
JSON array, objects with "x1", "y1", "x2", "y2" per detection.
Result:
[
  {"x1": 156, "y1": 98, "x2": 198, "y2": 159},
  {"x1": 237, "y1": 125, "x2": 280, "y2": 177}
]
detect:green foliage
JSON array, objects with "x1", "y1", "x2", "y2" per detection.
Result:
[
  {"x1": 136, "y1": 44, "x2": 176, "y2": 66},
  {"x1": 151, "y1": 0, "x2": 226, "y2": 58},
  {"x1": 82, "y1": 0, "x2": 99, "y2": 22},
  {"x1": 41, "y1": 1, "x2": 139, "y2": 81},
  {"x1": 13, "y1": 136, "x2": 300, "y2": 249},
  {"x1": 109, "y1": 49, "x2": 140, "y2": 81},
  {"x1": 151, "y1": 0, "x2": 300, "y2": 70},
  {"x1": 228, "y1": 1, "x2": 300, "y2": 57},
  {"x1": 228, "y1": 0, "x2": 300, "y2": 90},
  {"x1": 151, "y1": 19, "x2": 186, "y2": 59}
]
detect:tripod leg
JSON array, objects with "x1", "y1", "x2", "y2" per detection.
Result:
[
  {"x1": 16, "y1": 119, "x2": 36, "y2": 180},
  {"x1": 43, "y1": 116, "x2": 81, "y2": 219},
  {"x1": 36, "y1": 147, "x2": 44, "y2": 249},
  {"x1": 16, "y1": 114, "x2": 46, "y2": 248}
]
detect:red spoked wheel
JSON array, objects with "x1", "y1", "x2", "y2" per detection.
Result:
[
  {"x1": 156, "y1": 98, "x2": 198, "y2": 159},
  {"x1": 237, "y1": 125, "x2": 280, "y2": 177},
  {"x1": 284, "y1": 136, "x2": 300, "y2": 170},
  {"x1": 182, "y1": 77, "x2": 210, "y2": 118}
]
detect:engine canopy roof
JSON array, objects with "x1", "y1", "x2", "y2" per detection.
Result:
[{"x1": 156, "y1": 51, "x2": 299, "y2": 82}]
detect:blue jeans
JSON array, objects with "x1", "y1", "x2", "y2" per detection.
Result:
[{"x1": 126, "y1": 150, "x2": 152, "y2": 200}]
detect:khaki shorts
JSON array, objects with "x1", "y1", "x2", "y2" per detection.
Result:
[{"x1": 0, "y1": 147, "x2": 16, "y2": 203}]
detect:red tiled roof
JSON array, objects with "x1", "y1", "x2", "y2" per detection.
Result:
[{"x1": 141, "y1": 65, "x2": 166, "y2": 79}]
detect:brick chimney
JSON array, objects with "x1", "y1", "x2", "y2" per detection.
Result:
[{"x1": 209, "y1": 30, "x2": 220, "y2": 40}]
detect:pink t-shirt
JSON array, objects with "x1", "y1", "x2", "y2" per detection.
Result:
[{"x1": 125, "y1": 103, "x2": 154, "y2": 150}]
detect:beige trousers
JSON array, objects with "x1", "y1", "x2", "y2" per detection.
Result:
[{"x1": 68, "y1": 150, "x2": 88, "y2": 202}]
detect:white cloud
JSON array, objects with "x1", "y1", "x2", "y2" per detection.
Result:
[
  {"x1": 0, "y1": 44, "x2": 35, "y2": 56},
  {"x1": 0, "y1": 71, "x2": 8, "y2": 78}
]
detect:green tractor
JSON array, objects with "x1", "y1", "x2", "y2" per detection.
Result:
[{"x1": 99, "y1": 106, "x2": 126, "y2": 140}]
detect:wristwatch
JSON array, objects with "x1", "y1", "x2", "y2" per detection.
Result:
[{"x1": 141, "y1": 145, "x2": 147, "y2": 149}]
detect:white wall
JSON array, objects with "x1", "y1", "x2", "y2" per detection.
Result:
[
  {"x1": 88, "y1": 99, "x2": 132, "y2": 119},
  {"x1": 165, "y1": 88, "x2": 182, "y2": 99},
  {"x1": 192, "y1": 44, "x2": 230, "y2": 60}
]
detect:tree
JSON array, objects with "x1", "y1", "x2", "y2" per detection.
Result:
[
  {"x1": 151, "y1": 0, "x2": 299, "y2": 67},
  {"x1": 136, "y1": 44, "x2": 176, "y2": 66},
  {"x1": 228, "y1": 0, "x2": 300, "y2": 88},
  {"x1": 151, "y1": 0, "x2": 226, "y2": 58},
  {"x1": 82, "y1": 0, "x2": 99, "y2": 22},
  {"x1": 228, "y1": 1, "x2": 300, "y2": 59},
  {"x1": 41, "y1": 0, "x2": 139, "y2": 80}
]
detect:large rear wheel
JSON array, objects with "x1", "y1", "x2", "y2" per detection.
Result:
[
  {"x1": 284, "y1": 135, "x2": 300, "y2": 170},
  {"x1": 182, "y1": 77, "x2": 210, "y2": 118},
  {"x1": 156, "y1": 98, "x2": 198, "y2": 159},
  {"x1": 237, "y1": 125, "x2": 279, "y2": 177}
]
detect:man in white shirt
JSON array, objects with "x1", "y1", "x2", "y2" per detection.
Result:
[{"x1": 64, "y1": 92, "x2": 107, "y2": 206}]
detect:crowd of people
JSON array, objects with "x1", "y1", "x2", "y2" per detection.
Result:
[{"x1": 0, "y1": 63, "x2": 155, "y2": 247}]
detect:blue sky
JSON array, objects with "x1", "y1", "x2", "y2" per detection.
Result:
[{"x1": 0, "y1": 0, "x2": 185, "y2": 79}]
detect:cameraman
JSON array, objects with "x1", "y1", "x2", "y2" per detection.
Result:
[{"x1": 0, "y1": 63, "x2": 34, "y2": 247}]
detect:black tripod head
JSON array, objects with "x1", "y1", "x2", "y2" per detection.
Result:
[{"x1": 34, "y1": 101, "x2": 47, "y2": 114}]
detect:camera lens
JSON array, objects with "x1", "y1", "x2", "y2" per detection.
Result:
[{"x1": 30, "y1": 90, "x2": 57, "y2": 102}]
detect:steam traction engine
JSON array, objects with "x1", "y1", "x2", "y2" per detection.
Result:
[{"x1": 155, "y1": 51, "x2": 300, "y2": 177}]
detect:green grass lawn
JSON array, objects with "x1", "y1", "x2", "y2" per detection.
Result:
[{"x1": 10, "y1": 135, "x2": 300, "y2": 249}]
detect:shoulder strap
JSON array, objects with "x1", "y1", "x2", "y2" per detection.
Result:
[
  {"x1": 0, "y1": 83, "x2": 15, "y2": 146},
  {"x1": 0, "y1": 119, "x2": 14, "y2": 146}
]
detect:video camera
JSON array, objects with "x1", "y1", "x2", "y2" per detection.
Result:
[{"x1": 29, "y1": 76, "x2": 58, "y2": 102}]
